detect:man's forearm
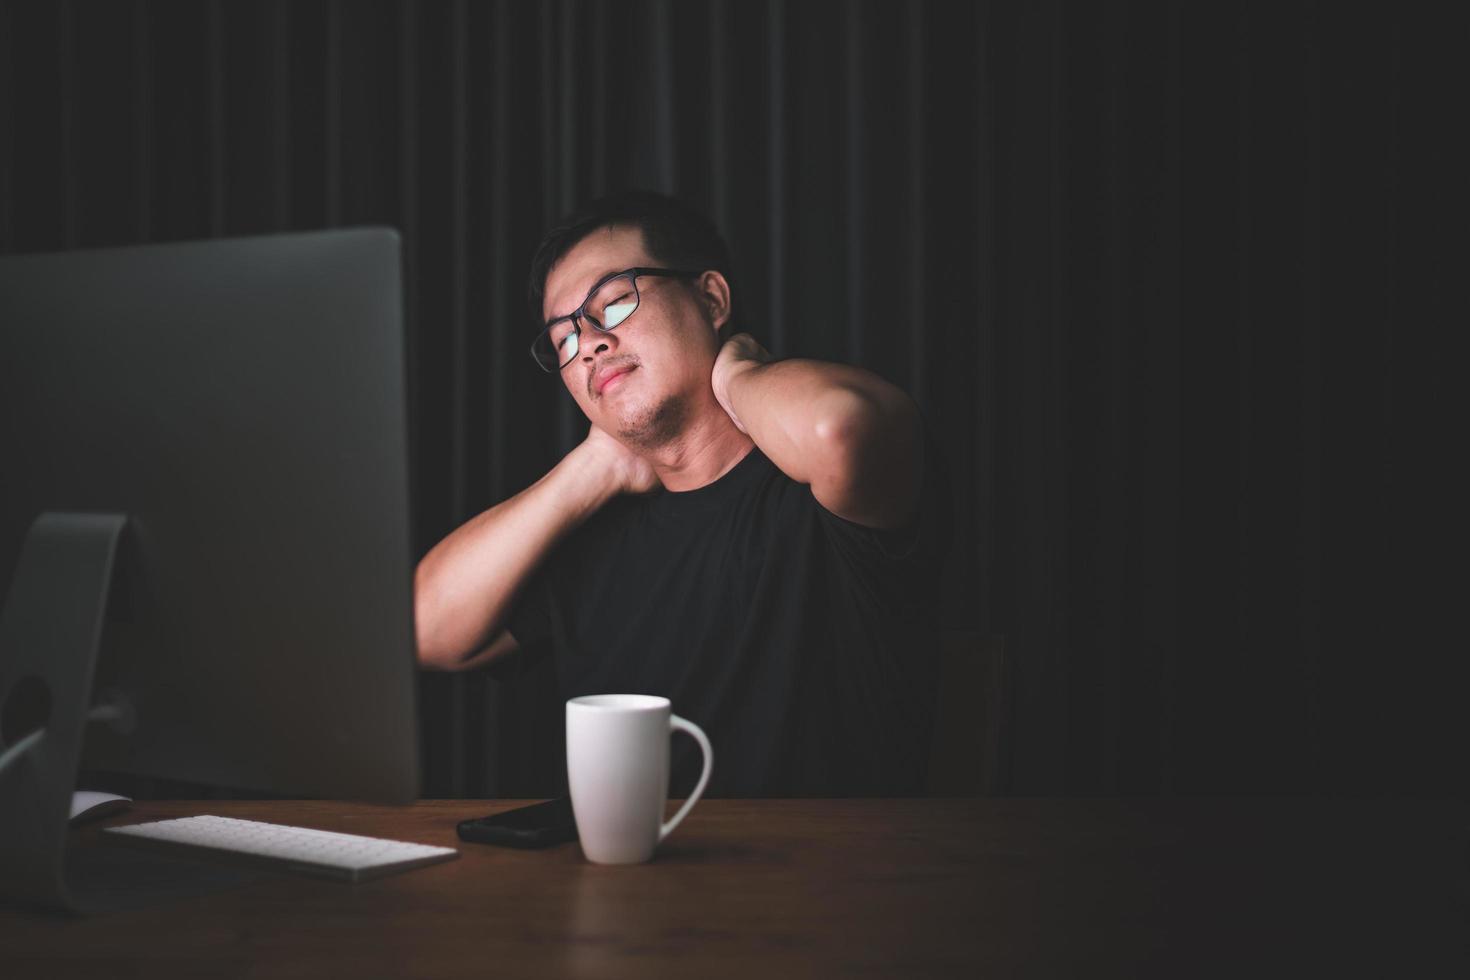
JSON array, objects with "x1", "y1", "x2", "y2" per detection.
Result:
[
  {"x1": 724, "y1": 360, "x2": 876, "y2": 480},
  {"x1": 414, "y1": 446, "x2": 620, "y2": 670},
  {"x1": 723, "y1": 357, "x2": 922, "y2": 528}
]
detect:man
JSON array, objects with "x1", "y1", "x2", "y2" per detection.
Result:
[{"x1": 415, "y1": 191, "x2": 946, "y2": 796}]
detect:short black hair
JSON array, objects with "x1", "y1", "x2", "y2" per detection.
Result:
[{"x1": 527, "y1": 189, "x2": 733, "y2": 328}]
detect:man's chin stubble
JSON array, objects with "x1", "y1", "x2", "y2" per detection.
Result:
[{"x1": 615, "y1": 395, "x2": 688, "y2": 451}]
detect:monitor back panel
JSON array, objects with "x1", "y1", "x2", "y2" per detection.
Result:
[{"x1": 0, "y1": 229, "x2": 419, "y2": 802}]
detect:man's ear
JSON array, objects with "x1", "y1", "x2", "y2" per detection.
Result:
[{"x1": 696, "y1": 271, "x2": 732, "y2": 334}]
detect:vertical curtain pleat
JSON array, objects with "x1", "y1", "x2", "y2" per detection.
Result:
[
  {"x1": 589, "y1": 0, "x2": 608, "y2": 200},
  {"x1": 1099, "y1": 1, "x2": 1124, "y2": 794},
  {"x1": 2, "y1": 0, "x2": 1437, "y2": 800},
  {"x1": 0, "y1": 1, "x2": 11, "y2": 253},
  {"x1": 556, "y1": 0, "x2": 576, "y2": 211},
  {"x1": 1233, "y1": 12, "x2": 1254, "y2": 748},
  {"x1": 906, "y1": 2, "x2": 925, "y2": 408},
  {"x1": 652, "y1": 0, "x2": 676, "y2": 192},
  {"x1": 323, "y1": 0, "x2": 339, "y2": 227},
  {"x1": 1298, "y1": 2, "x2": 1323, "y2": 788},
  {"x1": 974, "y1": 0, "x2": 997, "y2": 655},
  {"x1": 58, "y1": 0, "x2": 76, "y2": 247},
  {"x1": 842, "y1": 4, "x2": 862, "y2": 363},
  {"x1": 536, "y1": 0, "x2": 555, "y2": 230},
  {"x1": 489, "y1": 0, "x2": 511, "y2": 504},
  {"x1": 132, "y1": 1, "x2": 152, "y2": 243},
  {"x1": 1044, "y1": 0, "x2": 1070, "y2": 795},
  {"x1": 765, "y1": 0, "x2": 786, "y2": 354},
  {"x1": 450, "y1": 0, "x2": 468, "y2": 525},
  {"x1": 446, "y1": 0, "x2": 470, "y2": 801},
  {"x1": 207, "y1": 0, "x2": 225, "y2": 235},
  {"x1": 545, "y1": 1, "x2": 577, "y2": 452},
  {"x1": 708, "y1": 0, "x2": 729, "y2": 238},
  {"x1": 1156, "y1": 3, "x2": 1184, "y2": 793},
  {"x1": 271, "y1": 0, "x2": 289, "y2": 229}
]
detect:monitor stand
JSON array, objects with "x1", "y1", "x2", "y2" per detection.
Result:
[{"x1": 0, "y1": 513, "x2": 257, "y2": 914}]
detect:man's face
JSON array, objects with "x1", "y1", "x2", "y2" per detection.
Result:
[{"x1": 542, "y1": 225, "x2": 725, "y2": 449}]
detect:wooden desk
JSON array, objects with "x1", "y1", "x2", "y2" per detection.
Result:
[{"x1": 1, "y1": 798, "x2": 1464, "y2": 979}]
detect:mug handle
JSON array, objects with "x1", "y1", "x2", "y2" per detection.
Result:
[{"x1": 659, "y1": 714, "x2": 713, "y2": 844}]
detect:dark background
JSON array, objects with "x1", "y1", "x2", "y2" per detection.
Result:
[{"x1": 2, "y1": 1, "x2": 1462, "y2": 799}]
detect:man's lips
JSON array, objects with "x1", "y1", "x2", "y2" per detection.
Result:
[{"x1": 593, "y1": 364, "x2": 636, "y2": 395}]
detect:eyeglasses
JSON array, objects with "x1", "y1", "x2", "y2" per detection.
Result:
[{"x1": 530, "y1": 267, "x2": 703, "y2": 373}]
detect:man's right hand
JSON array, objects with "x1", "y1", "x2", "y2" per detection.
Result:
[
  {"x1": 578, "y1": 423, "x2": 661, "y2": 496},
  {"x1": 414, "y1": 422, "x2": 659, "y2": 671}
]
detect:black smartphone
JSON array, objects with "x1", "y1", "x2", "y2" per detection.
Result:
[{"x1": 456, "y1": 796, "x2": 577, "y2": 849}]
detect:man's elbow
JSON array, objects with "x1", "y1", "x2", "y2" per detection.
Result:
[
  {"x1": 416, "y1": 625, "x2": 472, "y2": 672},
  {"x1": 810, "y1": 384, "x2": 918, "y2": 477},
  {"x1": 414, "y1": 624, "x2": 450, "y2": 672},
  {"x1": 413, "y1": 561, "x2": 459, "y2": 671},
  {"x1": 809, "y1": 385, "x2": 923, "y2": 527},
  {"x1": 415, "y1": 635, "x2": 456, "y2": 672},
  {"x1": 811, "y1": 387, "x2": 883, "y2": 463}
]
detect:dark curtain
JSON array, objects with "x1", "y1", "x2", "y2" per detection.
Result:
[{"x1": 2, "y1": 1, "x2": 1461, "y2": 799}]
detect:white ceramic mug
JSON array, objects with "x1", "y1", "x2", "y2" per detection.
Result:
[{"x1": 565, "y1": 694, "x2": 713, "y2": 864}]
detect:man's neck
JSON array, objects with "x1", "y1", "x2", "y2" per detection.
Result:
[{"x1": 643, "y1": 405, "x2": 755, "y2": 492}]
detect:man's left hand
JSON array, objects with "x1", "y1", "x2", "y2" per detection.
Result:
[{"x1": 711, "y1": 332, "x2": 772, "y2": 434}]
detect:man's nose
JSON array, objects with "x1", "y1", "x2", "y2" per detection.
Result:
[{"x1": 581, "y1": 330, "x2": 615, "y2": 362}]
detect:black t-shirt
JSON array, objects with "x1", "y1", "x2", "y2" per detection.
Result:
[{"x1": 504, "y1": 437, "x2": 949, "y2": 797}]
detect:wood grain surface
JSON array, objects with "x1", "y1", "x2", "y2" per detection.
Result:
[{"x1": 1, "y1": 797, "x2": 1464, "y2": 979}]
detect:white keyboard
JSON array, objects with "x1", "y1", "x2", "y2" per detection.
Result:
[{"x1": 103, "y1": 814, "x2": 459, "y2": 882}]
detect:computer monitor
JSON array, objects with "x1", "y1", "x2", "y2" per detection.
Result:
[{"x1": 0, "y1": 229, "x2": 420, "y2": 910}]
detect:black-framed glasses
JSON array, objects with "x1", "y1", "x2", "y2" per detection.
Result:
[{"x1": 530, "y1": 266, "x2": 703, "y2": 372}]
